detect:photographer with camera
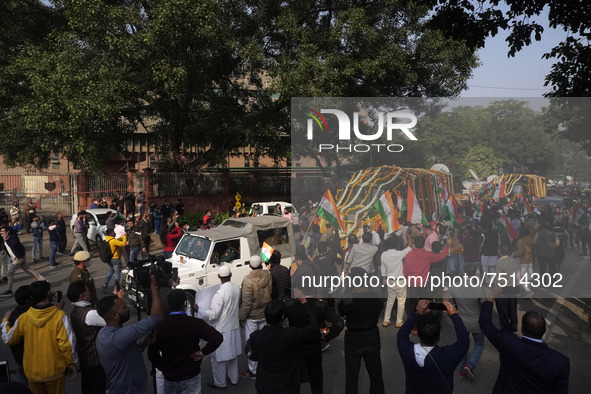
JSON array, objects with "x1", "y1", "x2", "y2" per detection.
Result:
[
  {"x1": 132, "y1": 256, "x2": 180, "y2": 394},
  {"x1": 397, "y1": 299, "x2": 469, "y2": 394},
  {"x1": 96, "y1": 269, "x2": 163, "y2": 394}
]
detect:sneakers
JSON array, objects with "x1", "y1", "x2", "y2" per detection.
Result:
[
  {"x1": 0, "y1": 290, "x2": 12, "y2": 297},
  {"x1": 462, "y1": 365, "x2": 475, "y2": 380},
  {"x1": 103, "y1": 284, "x2": 108, "y2": 292},
  {"x1": 459, "y1": 371, "x2": 467, "y2": 379},
  {"x1": 382, "y1": 320, "x2": 392, "y2": 327},
  {"x1": 49, "y1": 264, "x2": 58, "y2": 269},
  {"x1": 395, "y1": 321, "x2": 404, "y2": 328},
  {"x1": 240, "y1": 370, "x2": 256, "y2": 380}
]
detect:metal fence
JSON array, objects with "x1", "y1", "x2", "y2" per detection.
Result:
[
  {"x1": 0, "y1": 170, "x2": 295, "y2": 216},
  {"x1": 0, "y1": 174, "x2": 77, "y2": 216},
  {"x1": 87, "y1": 174, "x2": 128, "y2": 196}
]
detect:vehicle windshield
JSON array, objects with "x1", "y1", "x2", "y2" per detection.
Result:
[
  {"x1": 174, "y1": 235, "x2": 212, "y2": 261},
  {"x1": 94, "y1": 213, "x2": 111, "y2": 225},
  {"x1": 93, "y1": 212, "x2": 123, "y2": 225}
]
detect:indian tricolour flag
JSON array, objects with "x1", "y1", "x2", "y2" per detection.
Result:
[
  {"x1": 479, "y1": 180, "x2": 495, "y2": 196},
  {"x1": 437, "y1": 181, "x2": 449, "y2": 209},
  {"x1": 374, "y1": 190, "x2": 400, "y2": 234},
  {"x1": 492, "y1": 180, "x2": 506, "y2": 199},
  {"x1": 406, "y1": 184, "x2": 429, "y2": 225},
  {"x1": 469, "y1": 188, "x2": 475, "y2": 204},
  {"x1": 316, "y1": 190, "x2": 343, "y2": 231},
  {"x1": 475, "y1": 200, "x2": 483, "y2": 218},
  {"x1": 442, "y1": 198, "x2": 461, "y2": 226},
  {"x1": 496, "y1": 214, "x2": 519, "y2": 241},
  {"x1": 261, "y1": 242, "x2": 274, "y2": 262},
  {"x1": 572, "y1": 203, "x2": 589, "y2": 225},
  {"x1": 521, "y1": 196, "x2": 533, "y2": 216},
  {"x1": 395, "y1": 191, "x2": 406, "y2": 214}
]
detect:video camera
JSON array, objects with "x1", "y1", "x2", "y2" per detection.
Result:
[{"x1": 133, "y1": 255, "x2": 173, "y2": 290}]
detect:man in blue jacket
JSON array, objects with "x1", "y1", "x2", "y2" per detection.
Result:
[
  {"x1": 0, "y1": 225, "x2": 44, "y2": 297},
  {"x1": 397, "y1": 299, "x2": 469, "y2": 393},
  {"x1": 479, "y1": 290, "x2": 570, "y2": 393}
]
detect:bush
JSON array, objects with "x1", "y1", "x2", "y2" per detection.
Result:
[
  {"x1": 215, "y1": 212, "x2": 230, "y2": 223},
  {"x1": 178, "y1": 214, "x2": 202, "y2": 228}
]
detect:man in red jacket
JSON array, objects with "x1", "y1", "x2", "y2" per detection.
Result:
[{"x1": 403, "y1": 236, "x2": 451, "y2": 316}]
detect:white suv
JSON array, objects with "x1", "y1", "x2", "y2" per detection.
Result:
[{"x1": 249, "y1": 201, "x2": 299, "y2": 229}]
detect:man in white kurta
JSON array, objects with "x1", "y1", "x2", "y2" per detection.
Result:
[{"x1": 197, "y1": 265, "x2": 242, "y2": 389}]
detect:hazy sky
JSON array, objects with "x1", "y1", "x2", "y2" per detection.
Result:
[{"x1": 462, "y1": 14, "x2": 567, "y2": 98}]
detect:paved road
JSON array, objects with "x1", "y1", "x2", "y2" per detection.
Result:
[{"x1": 1, "y1": 231, "x2": 591, "y2": 393}]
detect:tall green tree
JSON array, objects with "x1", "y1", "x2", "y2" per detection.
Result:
[
  {"x1": 457, "y1": 145, "x2": 504, "y2": 180},
  {"x1": 418, "y1": 100, "x2": 558, "y2": 179},
  {"x1": 1, "y1": 0, "x2": 273, "y2": 171},
  {"x1": 271, "y1": 1, "x2": 479, "y2": 172},
  {"x1": 1, "y1": 0, "x2": 480, "y2": 173}
]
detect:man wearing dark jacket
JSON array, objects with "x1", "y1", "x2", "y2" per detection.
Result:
[
  {"x1": 284, "y1": 265, "x2": 344, "y2": 394},
  {"x1": 125, "y1": 219, "x2": 143, "y2": 267},
  {"x1": 0, "y1": 226, "x2": 44, "y2": 297},
  {"x1": 149, "y1": 289, "x2": 223, "y2": 392},
  {"x1": 397, "y1": 299, "x2": 469, "y2": 394},
  {"x1": 249, "y1": 299, "x2": 320, "y2": 394},
  {"x1": 136, "y1": 213, "x2": 152, "y2": 257},
  {"x1": 479, "y1": 292, "x2": 570, "y2": 393},
  {"x1": 338, "y1": 268, "x2": 385, "y2": 394},
  {"x1": 55, "y1": 213, "x2": 68, "y2": 254},
  {"x1": 267, "y1": 250, "x2": 290, "y2": 301}
]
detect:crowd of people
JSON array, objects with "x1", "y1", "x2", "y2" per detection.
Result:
[{"x1": 0, "y1": 192, "x2": 581, "y2": 393}]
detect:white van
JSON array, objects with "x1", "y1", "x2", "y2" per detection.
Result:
[
  {"x1": 250, "y1": 201, "x2": 299, "y2": 229},
  {"x1": 125, "y1": 216, "x2": 294, "y2": 305}
]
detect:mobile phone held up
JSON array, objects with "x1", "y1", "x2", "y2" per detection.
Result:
[
  {"x1": 428, "y1": 302, "x2": 446, "y2": 311},
  {"x1": 56, "y1": 290, "x2": 63, "y2": 304}
]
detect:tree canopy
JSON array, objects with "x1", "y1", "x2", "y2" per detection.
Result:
[
  {"x1": 1, "y1": 0, "x2": 478, "y2": 172},
  {"x1": 2, "y1": 0, "x2": 588, "y2": 173},
  {"x1": 417, "y1": 99, "x2": 559, "y2": 181}
]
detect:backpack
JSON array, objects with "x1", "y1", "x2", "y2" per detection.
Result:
[{"x1": 98, "y1": 238, "x2": 114, "y2": 264}]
